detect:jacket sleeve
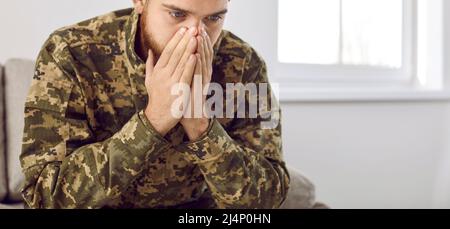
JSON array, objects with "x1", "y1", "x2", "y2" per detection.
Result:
[
  {"x1": 20, "y1": 36, "x2": 171, "y2": 209},
  {"x1": 176, "y1": 52, "x2": 290, "y2": 209}
]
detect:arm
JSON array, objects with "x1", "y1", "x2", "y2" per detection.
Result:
[
  {"x1": 177, "y1": 54, "x2": 290, "y2": 209},
  {"x1": 20, "y1": 37, "x2": 170, "y2": 209}
]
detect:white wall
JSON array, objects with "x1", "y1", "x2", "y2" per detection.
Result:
[
  {"x1": 282, "y1": 101, "x2": 450, "y2": 208},
  {"x1": 0, "y1": 0, "x2": 131, "y2": 63},
  {"x1": 0, "y1": 0, "x2": 449, "y2": 208}
]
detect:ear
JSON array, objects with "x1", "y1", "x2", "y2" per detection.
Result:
[{"x1": 132, "y1": 0, "x2": 147, "y2": 14}]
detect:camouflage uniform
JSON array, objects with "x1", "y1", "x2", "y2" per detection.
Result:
[{"x1": 20, "y1": 8, "x2": 290, "y2": 209}]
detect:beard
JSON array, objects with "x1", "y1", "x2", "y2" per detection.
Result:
[{"x1": 139, "y1": 7, "x2": 164, "y2": 62}]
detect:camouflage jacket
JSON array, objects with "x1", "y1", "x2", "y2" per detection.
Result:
[{"x1": 20, "y1": 8, "x2": 290, "y2": 209}]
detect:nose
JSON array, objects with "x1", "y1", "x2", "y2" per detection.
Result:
[{"x1": 184, "y1": 20, "x2": 206, "y2": 36}]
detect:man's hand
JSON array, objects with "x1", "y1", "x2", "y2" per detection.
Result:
[
  {"x1": 180, "y1": 27, "x2": 214, "y2": 141},
  {"x1": 144, "y1": 27, "x2": 198, "y2": 136}
]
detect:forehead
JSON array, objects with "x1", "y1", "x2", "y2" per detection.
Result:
[{"x1": 156, "y1": 0, "x2": 229, "y2": 14}]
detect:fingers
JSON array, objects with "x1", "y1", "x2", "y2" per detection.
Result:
[
  {"x1": 200, "y1": 37, "x2": 209, "y2": 83},
  {"x1": 166, "y1": 27, "x2": 198, "y2": 74},
  {"x1": 202, "y1": 28, "x2": 214, "y2": 65},
  {"x1": 157, "y1": 27, "x2": 188, "y2": 68},
  {"x1": 145, "y1": 49, "x2": 155, "y2": 85},
  {"x1": 195, "y1": 36, "x2": 205, "y2": 80},
  {"x1": 172, "y1": 36, "x2": 198, "y2": 81},
  {"x1": 193, "y1": 54, "x2": 203, "y2": 118},
  {"x1": 179, "y1": 54, "x2": 197, "y2": 86},
  {"x1": 196, "y1": 36, "x2": 202, "y2": 57},
  {"x1": 195, "y1": 53, "x2": 202, "y2": 77},
  {"x1": 199, "y1": 28, "x2": 213, "y2": 83}
]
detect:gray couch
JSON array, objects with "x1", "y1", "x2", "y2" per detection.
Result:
[{"x1": 0, "y1": 59, "x2": 325, "y2": 209}]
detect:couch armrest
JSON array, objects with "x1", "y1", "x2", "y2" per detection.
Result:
[
  {"x1": 0, "y1": 62, "x2": 8, "y2": 203},
  {"x1": 3, "y1": 59, "x2": 35, "y2": 202},
  {"x1": 280, "y1": 167, "x2": 327, "y2": 209}
]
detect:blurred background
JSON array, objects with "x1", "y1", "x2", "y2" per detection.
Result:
[{"x1": 1, "y1": 0, "x2": 449, "y2": 208}]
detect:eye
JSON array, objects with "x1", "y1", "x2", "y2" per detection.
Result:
[
  {"x1": 169, "y1": 11, "x2": 186, "y2": 19},
  {"x1": 207, "y1": 15, "x2": 223, "y2": 22}
]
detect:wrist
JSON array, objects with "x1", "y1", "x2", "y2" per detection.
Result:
[
  {"x1": 144, "y1": 107, "x2": 172, "y2": 136},
  {"x1": 182, "y1": 118, "x2": 210, "y2": 141}
]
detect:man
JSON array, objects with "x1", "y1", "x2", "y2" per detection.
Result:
[{"x1": 20, "y1": 0, "x2": 289, "y2": 209}]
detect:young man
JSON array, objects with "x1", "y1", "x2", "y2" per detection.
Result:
[{"x1": 20, "y1": 0, "x2": 289, "y2": 209}]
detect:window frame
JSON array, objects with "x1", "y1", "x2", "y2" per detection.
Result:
[
  {"x1": 223, "y1": 0, "x2": 448, "y2": 101},
  {"x1": 275, "y1": 0, "x2": 415, "y2": 87}
]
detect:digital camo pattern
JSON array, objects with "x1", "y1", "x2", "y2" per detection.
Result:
[{"x1": 20, "y1": 8, "x2": 290, "y2": 209}]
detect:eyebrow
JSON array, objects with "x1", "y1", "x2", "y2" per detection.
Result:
[{"x1": 162, "y1": 3, "x2": 228, "y2": 16}]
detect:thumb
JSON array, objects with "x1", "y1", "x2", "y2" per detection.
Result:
[{"x1": 145, "y1": 48, "x2": 155, "y2": 83}]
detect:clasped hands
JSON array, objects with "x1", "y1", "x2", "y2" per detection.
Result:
[{"x1": 144, "y1": 26, "x2": 213, "y2": 141}]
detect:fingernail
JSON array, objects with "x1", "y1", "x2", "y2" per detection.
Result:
[{"x1": 179, "y1": 27, "x2": 187, "y2": 35}]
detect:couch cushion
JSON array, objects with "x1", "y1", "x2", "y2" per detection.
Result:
[
  {"x1": 280, "y1": 167, "x2": 317, "y2": 209},
  {"x1": 0, "y1": 202, "x2": 25, "y2": 209},
  {"x1": 4, "y1": 59, "x2": 35, "y2": 202},
  {"x1": 0, "y1": 63, "x2": 8, "y2": 202}
]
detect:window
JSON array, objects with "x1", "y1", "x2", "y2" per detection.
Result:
[
  {"x1": 224, "y1": 0, "x2": 446, "y2": 100},
  {"x1": 279, "y1": 0, "x2": 403, "y2": 68},
  {"x1": 277, "y1": 0, "x2": 415, "y2": 85}
]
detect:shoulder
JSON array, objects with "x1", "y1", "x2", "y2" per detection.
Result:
[
  {"x1": 217, "y1": 30, "x2": 264, "y2": 63},
  {"x1": 215, "y1": 30, "x2": 267, "y2": 83},
  {"x1": 49, "y1": 8, "x2": 132, "y2": 48},
  {"x1": 35, "y1": 8, "x2": 133, "y2": 82}
]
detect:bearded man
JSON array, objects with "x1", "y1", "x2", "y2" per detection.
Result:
[{"x1": 20, "y1": 0, "x2": 289, "y2": 209}]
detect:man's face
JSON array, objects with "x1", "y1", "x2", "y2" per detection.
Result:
[{"x1": 134, "y1": 0, "x2": 228, "y2": 59}]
